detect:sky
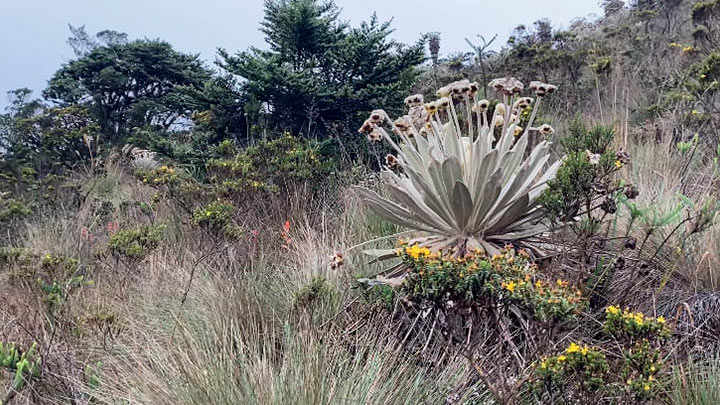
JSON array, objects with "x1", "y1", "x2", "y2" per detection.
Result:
[{"x1": 0, "y1": 0, "x2": 602, "y2": 109}]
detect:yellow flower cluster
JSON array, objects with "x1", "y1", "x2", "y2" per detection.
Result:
[
  {"x1": 604, "y1": 305, "x2": 670, "y2": 339},
  {"x1": 566, "y1": 342, "x2": 591, "y2": 355},
  {"x1": 403, "y1": 244, "x2": 432, "y2": 260},
  {"x1": 157, "y1": 165, "x2": 176, "y2": 175},
  {"x1": 502, "y1": 280, "x2": 518, "y2": 293}
]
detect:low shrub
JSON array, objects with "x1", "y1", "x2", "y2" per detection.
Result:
[
  {"x1": 107, "y1": 224, "x2": 165, "y2": 260},
  {"x1": 398, "y1": 244, "x2": 584, "y2": 323}
]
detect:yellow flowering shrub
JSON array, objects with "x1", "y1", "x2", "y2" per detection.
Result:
[
  {"x1": 398, "y1": 245, "x2": 584, "y2": 322},
  {"x1": 206, "y1": 133, "x2": 337, "y2": 198},
  {"x1": 41, "y1": 253, "x2": 80, "y2": 275},
  {"x1": 192, "y1": 200, "x2": 243, "y2": 239},
  {"x1": 133, "y1": 165, "x2": 182, "y2": 186},
  {"x1": 107, "y1": 224, "x2": 165, "y2": 260},
  {"x1": 534, "y1": 342, "x2": 609, "y2": 395},
  {"x1": 603, "y1": 306, "x2": 671, "y2": 340},
  {"x1": 193, "y1": 200, "x2": 234, "y2": 228},
  {"x1": 604, "y1": 305, "x2": 671, "y2": 400}
]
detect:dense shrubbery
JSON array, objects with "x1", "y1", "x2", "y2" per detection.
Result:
[
  {"x1": 206, "y1": 133, "x2": 339, "y2": 197},
  {"x1": 107, "y1": 224, "x2": 165, "y2": 260}
]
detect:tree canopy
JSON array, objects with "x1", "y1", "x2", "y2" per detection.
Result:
[
  {"x1": 219, "y1": 0, "x2": 425, "y2": 138},
  {"x1": 44, "y1": 39, "x2": 212, "y2": 144}
]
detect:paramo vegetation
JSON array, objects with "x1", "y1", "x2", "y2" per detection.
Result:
[{"x1": 2, "y1": 0, "x2": 720, "y2": 404}]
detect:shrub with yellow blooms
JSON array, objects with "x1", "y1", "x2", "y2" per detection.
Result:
[
  {"x1": 533, "y1": 342, "x2": 609, "y2": 400},
  {"x1": 398, "y1": 245, "x2": 584, "y2": 323}
]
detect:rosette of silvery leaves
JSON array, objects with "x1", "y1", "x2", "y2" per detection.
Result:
[{"x1": 355, "y1": 78, "x2": 561, "y2": 282}]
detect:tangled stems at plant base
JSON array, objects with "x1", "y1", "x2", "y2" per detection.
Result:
[{"x1": 397, "y1": 245, "x2": 584, "y2": 323}]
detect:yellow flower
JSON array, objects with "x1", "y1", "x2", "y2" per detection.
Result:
[
  {"x1": 581, "y1": 345, "x2": 589, "y2": 355},
  {"x1": 633, "y1": 313, "x2": 645, "y2": 324},
  {"x1": 567, "y1": 343, "x2": 580, "y2": 353},
  {"x1": 657, "y1": 316, "x2": 666, "y2": 324},
  {"x1": 644, "y1": 384, "x2": 651, "y2": 391},
  {"x1": 405, "y1": 244, "x2": 430, "y2": 260},
  {"x1": 556, "y1": 279, "x2": 568, "y2": 287},
  {"x1": 503, "y1": 281, "x2": 517, "y2": 293},
  {"x1": 557, "y1": 355, "x2": 567, "y2": 362},
  {"x1": 606, "y1": 306, "x2": 620, "y2": 315},
  {"x1": 615, "y1": 160, "x2": 623, "y2": 168},
  {"x1": 535, "y1": 281, "x2": 543, "y2": 288},
  {"x1": 650, "y1": 366, "x2": 656, "y2": 373}
]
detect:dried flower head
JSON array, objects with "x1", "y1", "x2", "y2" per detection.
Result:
[
  {"x1": 493, "y1": 115, "x2": 505, "y2": 127},
  {"x1": 530, "y1": 81, "x2": 558, "y2": 97},
  {"x1": 469, "y1": 82, "x2": 480, "y2": 96},
  {"x1": 386, "y1": 154, "x2": 399, "y2": 168},
  {"x1": 438, "y1": 79, "x2": 472, "y2": 98},
  {"x1": 538, "y1": 124, "x2": 555, "y2": 136},
  {"x1": 473, "y1": 99, "x2": 490, "y2": 113},
  {"x1": 394, "y1": 116, "x2": 412, "y2": 131},
  {"x1": 370, "y1": 109, "x2": 386, "y2": 124},
  {"x1": 358, "y1": 119, "x2": 375, "y2": 134},
  {"x1": 514, "y1": 126, "x2": 524, "y2": 136},
  {"x1": 424, "y1": 101, "x2": 439, "y2": 114},
  {"x1": 436, "y1": 87, "x2": 451, "y2": 98},
  {"x1": 329, "y1": 252, "x2": 344, "y2": 270},
  {"x1": 495, "y1": 103, "x2": 507, "y2": 117},
  {"x1": 367, "y1": 129, "x2": 383, "y2": 142},
  {"x1": 513, "y1": 97, "x2": 534, "y2": 110},
  {"x1": 489, "y1": 77, "x2": 524, "y2": 95},
  {"x1": 436, "y1": 97, "x2": 451, "y2": 110},
  {"x1": 404, "y1": 94, "x2": 424, "y2": 108},
  {"x1": 408, "y1": 105, "x2": 429, "y2": 129}
]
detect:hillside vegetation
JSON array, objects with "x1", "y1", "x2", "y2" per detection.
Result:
[{"x1": 2, "y1": 0, "x2": 720, "y2": 403}]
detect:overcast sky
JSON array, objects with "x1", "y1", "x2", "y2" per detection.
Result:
[{"x1": 0, "y1": 0, "x2": 601, "y2": 109}]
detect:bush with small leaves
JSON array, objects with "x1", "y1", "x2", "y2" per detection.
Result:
[
  {"x1": 192, "y1": 200, "x2": 243, "y2": 239},
  {"x1": 0, "y1": 198, "x2": 32, "y2": 223},
  {"x1": 533, "y1": 306, "x2": 671, "y2": 402},
  {"x1": 540, "y1": 121, "x2": 628, "y2": 224},
  {"x1": 41, "y1": 253, "x2": 80, "y2": 275},
  {"x1": 107, "y1": 224, "x2": 165, "y2": 260},
  {"x1": 396, "y1": 245, "x2": 584, "y2": 323},
  {"x1": 206, "y1": 133, "x2": 338, "y2": 200},
  {"x1": 533, "y1": 342, "x2": 610, "y2": 400},
  {"x1": 37, "y1": 275, "x2": 91, "y2": 312},
  {"x1": 193, "y1": 200, "x2": 234, "y2": 228},
  {"x1": 604, "y1": 305, "x2": 671, "y2": 341},
  {"x1": 133, "y1": 165, "x2": 182, "y2": 186}
]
